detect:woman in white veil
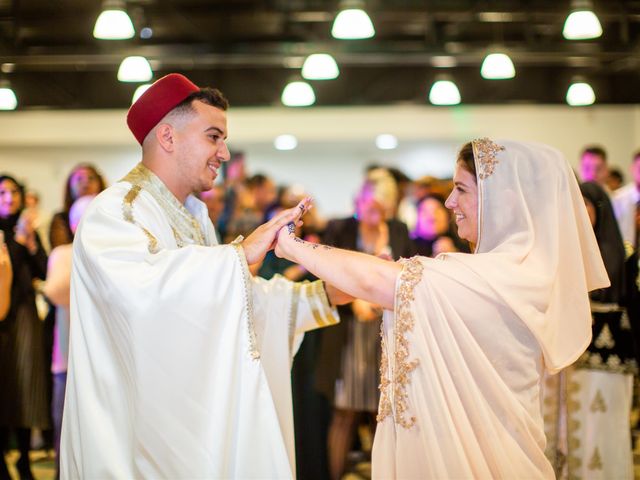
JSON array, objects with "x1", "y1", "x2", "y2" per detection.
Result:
[{"x1": 275, "y1": 139, "x2": 609, "y2": 478}]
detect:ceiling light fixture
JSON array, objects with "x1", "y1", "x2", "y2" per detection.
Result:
[
  {"x1": 302, "y1": 54, "x2": 340, "y2": 80},
  {"x1": 428, "y1": 77, "x2": 461, "y2": 106},
  {"x1": 480, "y1": 52, "x2": 516, "y2": 79},
  {"x1": 281, "y1": 81, "x2": 316, "y2": 107},
  {"x1": 563, "y1": 0, "x2": 602, "y2": 40},
  {"x1": 375, "y1": 134, "x2": 398, "y2": 150},
  {"x1": 566, "y1": 79, "x2": 595, "y2": 106},
  {"x1": 118, "y1": 56, "x2": 153, "y2": 82},
  {"x1": 0, "y1": 79, "x2": 17, "y2": 110},
  {"x1": 93, "y1": 0, "x2": 135, "y2": 40},
  {"x1": 332, "y1": 1, "x2": 375, "y2": 40},
  {"x1": 132, "y1": 84, "x2": 152, "y2": 104},
  {"x1": 274, "y1": 135, "x2": 298, "y2": 151}
]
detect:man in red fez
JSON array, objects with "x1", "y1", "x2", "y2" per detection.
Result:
[{"x1": 60, "y1": 73, "x2": 344, "y2": 479}]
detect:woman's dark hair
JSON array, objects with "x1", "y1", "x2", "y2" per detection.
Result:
[
  {"x1": 63, "y1": 164, "x2": 106, "y2": 213},
  {"x1": 457, "y1": 142, "x2": 476, "y2": 181}
]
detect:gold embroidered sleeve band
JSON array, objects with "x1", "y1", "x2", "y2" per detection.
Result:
[{"x1": 377, "y1": 256, "x2": 423, "y2": 429}]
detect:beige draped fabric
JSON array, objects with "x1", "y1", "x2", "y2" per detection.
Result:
[{"x1": 373, "y1": 140, "x2": 609, "y2": 479}]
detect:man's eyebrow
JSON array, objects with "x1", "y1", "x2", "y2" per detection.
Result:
[{"x1": 205, "y1": 126, "x2": 224, "y2": 134}]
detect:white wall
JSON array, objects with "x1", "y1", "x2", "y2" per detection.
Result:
[{"x1": 0, "y1": 104, "x2": 638, "y2": 218}]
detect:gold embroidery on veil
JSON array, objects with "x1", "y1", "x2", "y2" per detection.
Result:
[{"x1": 472, "y1": 138, "x2": 506, "y2": 180}]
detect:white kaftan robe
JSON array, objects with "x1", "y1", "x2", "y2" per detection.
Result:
[{"x1": 60, "y1": 164, "x2": 338, "y2": 479}]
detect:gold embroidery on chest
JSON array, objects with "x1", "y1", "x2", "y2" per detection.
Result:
[
  {"x1": 377, "y1": 257, "x2": 422, "y2": 428},
  {"x1": 122, "y1": 185, "x2": 159, "y2": 254},
  {"x1": 472, "y1": 138, "x2": 506, "y2": 179}
]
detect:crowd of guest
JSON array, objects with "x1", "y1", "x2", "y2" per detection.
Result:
[{"x1": 0, "y1": 142, "x2": 638, "y2": 479}]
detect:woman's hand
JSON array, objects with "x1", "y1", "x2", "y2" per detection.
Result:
[
  {"x1": 242, "y1": 197, "x2": 312, "y2": 265},
  {"x1": 14, "y1": 210, "x2": 38, "y2": 254}
]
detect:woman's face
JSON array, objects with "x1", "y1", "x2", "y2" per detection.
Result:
[
  {"x1": 445, "y1": 163, "x2": 478, "y2": 245},
  {"x1": 416, "y1": 197, "x2": 449, "y2": 239},
  {"x1": 70, "y1": 167, "x2": 101, "y2": 199},
  {"x1": 0, "y1": 179, "x2": 22, "y2": 218},
  {"x1": 356, "y1": 186, "x2": 384, "y2": 227}
]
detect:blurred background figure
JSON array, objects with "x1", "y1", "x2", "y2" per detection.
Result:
[
  {"x1": 316, "y1": 168, "x2": 413, "y2": 480},
  {"x1": 49, "y1": 164, "x2": 105, "y2": 250},
  {"x1": 23, "y1": 191, "x2": 51, "y2": 253},
  {"x1": 411, "y1": 195, "x2": 469, "y2": 257},
  {"x1": 607, "y1": 168, "x2": 625, "y2": 192},
  {"x1": 247, "y1": 173, "x2": 278, "y2": 223},
  {"x1": 256, "y1": 194, "x2": 327, "y2": 480},
  {"x1": 612, "y1": 151, "x2": 640, "y2": 249},
  {"x1": 0, "y1": 239, "x2": 11, "y2": 323},
  {"x1": 199, "y1": 185, "x2": 226, "y2": 243},
  {"x1": 43, "y1": 195, "x2": 94, "y2": 480},
  {"x1": 544, "y1": 181, "x2": 637, "y2": 479},
  {"x1": 217, "y1": 151, "x2": 247, "y2": 241},
  {"x1": 0, "y1": 175, "x2": 49, "y2": 480},
  {"x1": 579, "y1": 145, "x2": 610, "y2": 189}
]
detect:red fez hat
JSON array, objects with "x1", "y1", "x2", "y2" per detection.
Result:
[{"x1": 126, "y1": 73, "x2": 200, "y2": 145}]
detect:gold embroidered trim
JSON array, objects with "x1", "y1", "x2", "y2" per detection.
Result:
[
  {"x1": 122, "y1": 163, "x2": 206, "y2": 247},
  {"x1": 231, "y1": 243, "x2": 259, "y2": 360},
  {"x1": 122, "y1": 185, "x2": 159, "y2": 254},
  {"x1": 377, "y1": 256, "x2": 423, "y2": 428},
  {"x1": 565, "y1": 369, "x2": 583, "y2": 476},
  {"x1": 472, "y1": 138, "x2": 505, "y2": 180}
]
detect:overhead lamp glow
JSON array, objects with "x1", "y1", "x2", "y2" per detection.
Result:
[
  {"x1": 332, "y1": 8, "x2": 375, "y2": 39},
  {"x1": 93, "y1": 2, "x2": 135, "y2": 40},
  {"x1": 302, "y1": 54, "x2": 340, "y2": 80},
  {"x1": 132, "y1": 84, "x2": 152, "y2": 104},
  {"x1": 274, "y1": 135, "x2": 298, "y2": 151},
  {"x1": 281, "y1": 81, "x2": 316, "y2": 107},
  {"x1": 563, "y1": 0, "x2": 602, "y2": 40},
  {"x1": 480, "y1": 53, "x2": 516, "y2": 79},
  {"x1": 428, "y1": 79, "x2": 461, "y2": 106},
  {"x1": 118, "y1": 56, "x2": 153, "y2": 82},
  {"x1": 375, "y1": 134, "x2": 398, "y2": 150},
  {"x1": 566, "y1": 81, "x2": 595, "y2": 106},
  {"x1": 0, "y1": 82, "x2": 17, "y2": 110}
]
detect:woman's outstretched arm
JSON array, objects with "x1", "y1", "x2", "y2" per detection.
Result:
[{"x1": 275, "y1": 226, "x2": 402, "y2": 310}]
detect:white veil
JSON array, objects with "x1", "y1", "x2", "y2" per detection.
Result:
[{"x1": 443, "y1": 139, "x2": 609, "y2": 373}]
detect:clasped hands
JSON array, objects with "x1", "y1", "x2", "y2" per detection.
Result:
[{"x1": 240, "y1": 197, "x2": 312, "y2": 266}]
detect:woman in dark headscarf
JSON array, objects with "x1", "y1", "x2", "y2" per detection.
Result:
[
  {"x1": 0, "y1": 174, "x2": 49, "y2": 480},
  {"x1": 544, "y1": 181, "x2": 636, "y2": 479}
]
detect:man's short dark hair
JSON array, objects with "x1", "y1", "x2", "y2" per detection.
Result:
[
  {"x1": 173, "y1": 87, "x2": 229, "y2": 116},
  {"x1": 581, "y1": 145, "x2": 607, "y2": 162}
]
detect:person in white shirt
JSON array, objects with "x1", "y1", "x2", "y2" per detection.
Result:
[{"x1": 612, "y1": 150, "x2": 640, "y2": 249}]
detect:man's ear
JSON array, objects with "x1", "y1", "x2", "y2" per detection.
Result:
[{"x1": 155, "y1": 123, "x2": 175, "y2": 152}]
